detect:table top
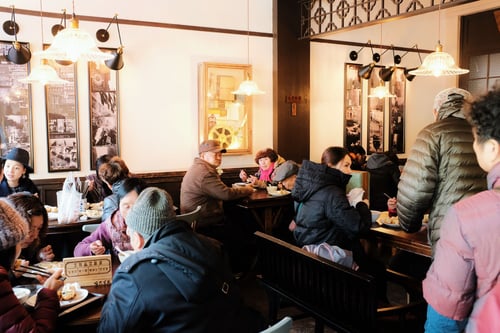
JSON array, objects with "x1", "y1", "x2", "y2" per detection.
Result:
[
  {"x1": 369, "y1": 223, "x2": 431, "y2": 257},
  {"x1": 238, "y1": 188, "x2": 293, "y2": 209},
  {"x1": 48, "y1": 217, "x2": 102, "y2": 235}
]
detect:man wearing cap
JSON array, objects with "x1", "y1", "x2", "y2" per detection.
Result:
[
  {"x1": 180, "y1": 139, "x2": 253, "y2": 231},
  {"x1": 272, "y1": 160, "x2": 300, "y2": 191},
  {"x1": 0, "y1": 147, "x2": 39, "y2": 197},
  {"x1": 98, "y1": 187, "x2": 265, "y2": 333}
]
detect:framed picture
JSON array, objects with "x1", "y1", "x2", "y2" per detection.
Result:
[
  {"x1": 389, "y1": 67, "x2": 406, "y2": 153},
  {"x1": 88, "y1": 48, "x2": 119, "y2": 169},
  {"x1": 44, "y1": 45, "x2": 80, "y2": 172},
  {"x1": 344, "y1": 63, "x2": 363, "y2": 148},
  {"x1": 0, "y1": 41, "x2": 33, "y2": 166},
  {"x1": 198, "y1": 62, "x2": 252, "y2": 154},
  {"x1": 366, "y1": 66, "x2": 385, "y2": 154}
]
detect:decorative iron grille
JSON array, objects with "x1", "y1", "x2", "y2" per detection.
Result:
[{"x1": 300, "y1": 0, "x2": 478, "y2": 38}]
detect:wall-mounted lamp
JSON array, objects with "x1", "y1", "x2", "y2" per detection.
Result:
[
  {"x1": 3, "y1": 6, "x2": 31, "y2": 65},
  {"x1": 51, "y1": 9, "x2": 67, "y2": 36},
  {"x1": 349, "y1": 40, "x2": 371, "y2": 61},
  {"x1": 391, "y1": 44, "x2": 422, "y2": 82},
  {"x1": 379, "y1": 46, "x2": 397, "y2": 81},
  {"x1": 358, "y1": 42, "x2": 388, "y2": 80},
  {"x1": 96, "y1": 14, "x2": 124, "y2": 70}
]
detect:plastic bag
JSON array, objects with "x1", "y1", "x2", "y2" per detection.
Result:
[{"x1": 57, "y1": 172, "x2": 82, "y2": 224}]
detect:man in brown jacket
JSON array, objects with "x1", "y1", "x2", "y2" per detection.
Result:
[{"x1": 180, "y1": 140, "x2": 254, "y2": 272}]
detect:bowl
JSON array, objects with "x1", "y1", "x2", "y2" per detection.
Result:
[
  {"x1": 266, "y1": 186, "x2": 278, "y2": 194},
  {"x1": 13, "y1": 287, "x2": 31, "y2": 304}
]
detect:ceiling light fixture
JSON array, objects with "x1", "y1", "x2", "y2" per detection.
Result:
[
  {"x1": 368, "y1": 82, "x2": 396, "y2": 99},
  {"x1": 19, "y1": 0, "x2": 68, "y2": 85},
  {"x1": 96, "y1": 14, "x2": 125, "y2": 70},
  {"x1": 409, "y1": 4, "x2": 469, "y2": 77},
  {"x1": 232, "y1": 0, "x2": 264, "y2": 96},
  {"x1": 36, "y1": 0, "x2": 113, "y2": 63},
  {"x1": 3, "y1": 6, "x2": 31, "y2": 65}
]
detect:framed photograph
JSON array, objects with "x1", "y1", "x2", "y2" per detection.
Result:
[
  {"x1": 344, "y1": 63, "x2": 363, "y2": 148},
  {"x1": 44, "y1": 45, "x2": 80, "y2": 172},
  {"x1": 366, "y1": 66, "x2": 385, "y2": 154},
  {"x1": 198, "y1": 62, "x2": 252, "y2": 154},
  {"x1": 389, "y1": 67, "x2": 406, "y2": 153},
  {"x1": 88, "y1": 48, "x2": 119, "y2": 169},
  {"x1": 0, "y1": 41, "x2": 33, "y2": 166}
]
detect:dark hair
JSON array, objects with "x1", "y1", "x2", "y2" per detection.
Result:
[
  {"x1": 468, "y1": 89, "x2": 500, "y2": 144},
  {"x1": 116, "y1": 178, "x2": 147, "y2": 203},
  {"x1": 95, "y1": 154, "x2": 113, "y2": 178},
  {"x1": 99, "y1": 156, "x2": 130, "y2": 186},
  {"x1": 384, "y1": 150, "x2": 400, "y2": 166},
  {"x1": 348, "y1": 145, "x2": 366, "y2": 156},
  {"x1": 6, "y1": 192, "x2": 48, "y2": 248},
  {"x1": 254, "y1": 148, "x2": 279, "y2": 164},
  {"x1": 321, "y1": 147, "x2": 349, "y2": 166}
]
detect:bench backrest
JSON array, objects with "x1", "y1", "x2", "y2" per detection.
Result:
[{"x1": 255, "y1": 231, "x2": 378, "y2": 333}]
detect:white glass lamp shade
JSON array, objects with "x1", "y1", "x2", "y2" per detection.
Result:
[
  {"x1": 232, "y1": 79, "x2": 265, "y2": 96},
  {"x1": 409, "y1": 43, "x2": 469, "y2": 77},
  {"x1": 368, "y1": 85, "x2": 395, "y2": 99},
  {"x1": 19, "y1": 62, "x2": 69, "y2": 85},
  {"x1": 36, "y1": 19, "x2": 113, "y2": 63}
]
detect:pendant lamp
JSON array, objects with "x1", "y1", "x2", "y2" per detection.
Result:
[
  {"x1": 36, "y1": 1, "x2": 113, "y2": 63},
  {"x1": 368, "y1": 82, "x2": 395, "y2": 99},
  {"x1": 409, "y1": 4, "x2": 469, "y2": 77},
  {"x1": 19, "y1": 0, "x2": 68, "y2": 85},
  {"x1": 232, "y1": 0, "x2": 264, "y2": 96}
]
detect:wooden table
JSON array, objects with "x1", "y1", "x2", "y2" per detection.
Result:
[
  {"x1": 368, "y1": 223, "x2": 432, "y2": 258},
  {"x1": 237, "y1": 189, "x2": 293, "y2": 234},
  {"x1": 48, "y1": 217, "x2": 102, "y2": 235}
]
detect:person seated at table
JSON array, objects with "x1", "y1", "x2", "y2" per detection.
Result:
[
  {"x1": 239, "y1": 148, "x2": 285, "y2": 188},
  {"x1": 365, "y1": 151, "x2": 401, "y2": 211},
  {"x1": 180, "y1": 140, "x2": 254, "y2": 272},
  {"x1": 0, "y1": 198, "x2": 64, "y2": 332},
  {"x1": 99, "y1": 156, "x2": 131, "y2": 221},
  {"x1": 0, "y1": 148, "x2": 39, "y2": 197},
  {"x1": 292, "y1": 147, "x2": 387, "y2": 301},
  {"x1": 6, "y1": 192, "x2": 55, "y2": 285},
  {"x1": 74, "y1": 178, "x2": 146, "y2": 264},
  {"x1": 86, "y1": 154, "x2": 113, "y2": 204},
  {"x1": 423, "y1": 89, "x2": 500, "y2": 333},
  {"x1": 98, "y1": 187, "x2": 266, "y2": 333},
  {"x1": 347, "y1": 145, "x2": 367, "y2": 171}
]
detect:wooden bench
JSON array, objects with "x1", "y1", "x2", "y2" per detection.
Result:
[{"x1": 255, "y1": 231, "x2": 425, "y2": 333}]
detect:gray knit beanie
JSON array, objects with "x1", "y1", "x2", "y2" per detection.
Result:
[
  {"x1": 126, "y1": 187, "x2": 176, "y2": 237},
  {"x1": 0, "y1": 199, "x2": 29, "y2": 250}
]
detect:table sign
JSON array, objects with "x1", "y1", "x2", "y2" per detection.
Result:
[{"x1": 63, "y1": 254, "x2": 112, "y2": 287}]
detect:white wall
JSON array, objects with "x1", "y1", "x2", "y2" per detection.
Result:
[
  {"x1": 310, "y1": 0, "x2": 499, "y2": 161},
  {"x1": 0, "y1": 0, "x2": 273, "y2": 179}
]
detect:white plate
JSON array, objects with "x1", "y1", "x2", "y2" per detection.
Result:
[
  {"x1": 26, "y1": 288, "x2": 88, "y2": 309},
  {"x1": 267, "y1": 190, "x2": 291, "y2": 197},
  {"x1": 48, "y1": 212, "x2": 58, "y2": 220},
  {"x1": 13, "y1": 287, "x2": 30, "y2": 304},
  {"x1": 233, "y1": 182, "x2": 248, "y2": 186}
]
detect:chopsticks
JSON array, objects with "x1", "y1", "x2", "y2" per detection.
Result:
[
  {"x1": 383, "y1": 193, "x2": 393, "y2": 199},
  {"x1": 14, "y1": 265, "x2": 66, "y2": 280}
]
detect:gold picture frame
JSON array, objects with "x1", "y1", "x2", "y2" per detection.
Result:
[{"x1": 198, "y1": 62, "x2": 252, "y2": 155}]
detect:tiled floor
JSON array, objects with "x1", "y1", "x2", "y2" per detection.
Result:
[{"x1": 238, "y1": 272, "x2": 426, "y2": 333}]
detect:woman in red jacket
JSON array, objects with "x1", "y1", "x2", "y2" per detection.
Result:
[{"x1": 0, "y1": 199, "x2": 63, "y2": 333}]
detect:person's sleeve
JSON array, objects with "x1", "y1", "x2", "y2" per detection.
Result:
[
  {"x1": 424, "y1": 304, "x2": 467, "y2": 333},
  {"x1": 201, "y1": 172, "x2": 253, "y2": 201},
  {"x1": 97, "y1": 272, "x2": 143, "y2": 333},
  {"x1": 30, "y1": 288, "x2": 60, "y2": 333},
  {"x1": 325, "y1": 190, "x2": 370, "y2": 238},
  {"x1": 73, "y1": 221, "x2": 112, "y2": 256},
  {"x1": 423, "y1": 207, "x2": 476, "y2": 320},
  {"x1": 397, "y1": 129, "x2": 438, "y2": 232}
]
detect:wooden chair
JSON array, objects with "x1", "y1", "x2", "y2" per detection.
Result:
[
  {"x1": 259, "y1": 316, "x2": 292, "y2": 333},
  {"x1": 176, "y1": 205, "x2": 201, "y2": 231}
]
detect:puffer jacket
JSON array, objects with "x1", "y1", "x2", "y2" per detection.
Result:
[
  {"x1": 0, "y1": 266, "x2": 60, "y2": 333},
  {"x1": 291, "y1": 160, "x2": 371, "y2": 249},
  {"x1": 97, "y1": 220, "x2": 265, "y2": 333},
  {"x1": 423, "y1": 162, "x2": 500, "y2": 326},
  {"x1": 180, "y1": 158, "x2": 253, "y2": 227},
  {"x1": 397, "y1": 93, "x2": 486, "y2": 252}
]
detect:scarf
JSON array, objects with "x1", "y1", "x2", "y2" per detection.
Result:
[{"x1": 259, "y1": 162, "x2": 275, "y2": 182}]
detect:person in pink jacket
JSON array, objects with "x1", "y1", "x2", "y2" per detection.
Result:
[
  {"x1": 74, "y1": 178, "x2": 146, "y2": 264},
  {"x1": 0, "y1": 198, "x2": 63, "y2": 333},
  {"x1": 423, "y1": 89, "x2": 500, "y2": 332}
]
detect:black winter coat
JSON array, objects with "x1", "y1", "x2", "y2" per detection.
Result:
[
  {"x1": 291, "y1": 160, "x2": 371, "y2": 250},
  {"x1": 98, "y1": 220, "x2": 265, "y2": 333},
  {"x1": 366, "y1": 153, "x2": 400, "y2": 211}
]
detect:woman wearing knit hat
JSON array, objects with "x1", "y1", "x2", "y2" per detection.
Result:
[
  {"x1": 0, "y1": 148, "x2": 40, "y2": 197},
  {"x1": 98, "y1": 187, "x2": 266, "y2": 333},
  {"x1": 0, "y1": 198, "x2": 64, "y2": 332}
]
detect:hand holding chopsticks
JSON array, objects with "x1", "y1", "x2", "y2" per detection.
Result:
[{"x1": 14, "y1": 264, "x2": 66, "y2": 281}]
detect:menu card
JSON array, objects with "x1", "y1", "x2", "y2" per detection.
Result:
[{"x1": 63, "y1": 254, "x2": 112, "y2": 287}]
